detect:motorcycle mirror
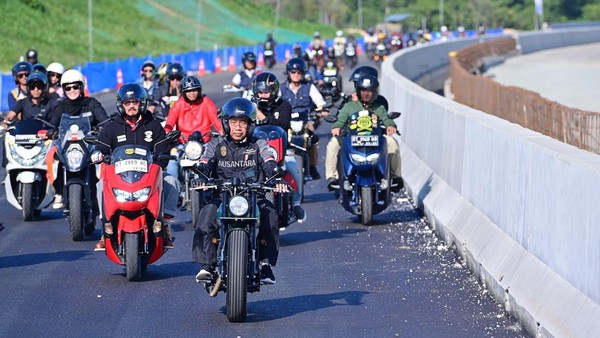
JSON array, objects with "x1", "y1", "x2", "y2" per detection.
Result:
[
  {"x1": 323, "y1": 116, "x2": 337, "y2": 124},
  {"x1": 271, "y1": 166, "x2": 284, "y2": 179},
  {"x1": 388, "y1": 111, "x2": 401, "y2": 120}
]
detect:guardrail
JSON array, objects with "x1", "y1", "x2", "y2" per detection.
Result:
[{"x1": 381, "y1": 28, "x2": 600, "y2": 337}]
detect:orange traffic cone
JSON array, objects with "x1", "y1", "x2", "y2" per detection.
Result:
[
  {"x1": 116, "y1": 68, "x2": 123, "y2": 90},
  {"x1": 228, "y1": 54, "x2": 235, "y2": 72},
  {"x1": 83, "y1": 75, "x2": 90, "y2": 97},
  {"x1": 198, "y1": 58, "x2": 206, "y2": 77},
  {"x1": 215, "y1": 56, "x2": 221, "y2": 74},
  {"x1": 356, "y1": 44, "x2": 362, "y2": 56},
  {"x1": 257, "y1": 52, "x2": 264, "y2": 70}
]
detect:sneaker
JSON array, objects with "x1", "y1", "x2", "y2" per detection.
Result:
[
  {"x1": 161, "y1": 225, "x2": 174, "y2": 249},
  {"x1": 292, "y1": 205, "x2": 306, "y2": 224},
  {"x1": 260, "y1": 264, "x2": 276, "y2": 285},
  {"x1": 390, "y1": 177, "x2": 404, "y2": 193},
  {"x1": 327, "y1": 178, "x2": 339, "y2": 191},
  {"x1": 195, "y1": 265, "x2": 214, "y2": 283},
  {"x1": 94, "y1": 236, "x2": 106, "y2": 251},
  {"x1": 52, "y1": 194, "x2": 64, "y2": 209},
  {"x1": 309, "y1": 165, "x2": 321, "y2": 180}
]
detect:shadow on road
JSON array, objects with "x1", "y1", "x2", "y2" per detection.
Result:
[
  {"x1": 241, "y1": 290, "x2": 369, "y2": 322},
  {"x1": 0, "y1": 250, "x2": 91, "y2": 268},
  {"x1": 280, "y1": 227, "x2": 366, "y2": 247}
]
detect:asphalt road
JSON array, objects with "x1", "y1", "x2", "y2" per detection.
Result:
[{"x1": 0, "y1": 55, "x2": 527, "y2": 337}]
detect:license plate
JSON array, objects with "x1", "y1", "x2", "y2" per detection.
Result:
[
  {"x1": 351, "y1": 135, "x2": 379, "y2": 147},
  {"x1": 115, "y1": 159, "x2": 148, "y2": 174}
]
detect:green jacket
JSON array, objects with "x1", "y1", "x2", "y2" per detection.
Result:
[{"x1": 332, "y1": 99, "x2": 395, "y2": 130}]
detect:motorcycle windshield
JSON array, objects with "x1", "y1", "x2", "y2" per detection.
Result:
[
  {"x1": 111, "y1": 145, "x2": 153, "y2": 184},
  {"x1": 56, "y1": 113, "x2": 92, "y2": 152},
  {"x1": 10, "y1": 119, "x2": 45, "y2": 137},
  {"x1": 345, "y1": 110, "x2": 383, "y2": 149}
]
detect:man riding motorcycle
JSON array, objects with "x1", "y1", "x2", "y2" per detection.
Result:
[
  {"x1": 252, "y1": 72, "x2": 306, "y2": 223},
  {"x1": 230, "y1": 52, "x2": 258, "y2": 92},
  {"x1": 333, "y1": 30, "x2": 347, "y2": 70},
  {"x1": 280, "y1": 58, "x2": 327, "y2": 180},
  {"x1": 8, "y1": 61, "x2": 33, "y2": 112},
  {"x1": 92, "y1": 83, "x2": 177, "y2": 250},
  {"x1": 152, "y1": 62, "x2": 185, "y2": 116},
  {"x1": 193, "y1": 98, "x2": 288, "y2": 284},
  {"x1": 325, "y1": 74, "x2": 402, "y2": 191}
]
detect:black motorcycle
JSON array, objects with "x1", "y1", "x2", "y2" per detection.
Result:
[
  {"x1": 344, "y1": 42, "x2": 358, "y2": 68},
  {"x1": 320, "y1": 61, "x2": 343, "y2": 110},
  {"x1": 288, "y1": 111, "x2": 318, "y2": 201},
  {"x1": 263, "y1": 41, "x2": 276, "y2": 69}
]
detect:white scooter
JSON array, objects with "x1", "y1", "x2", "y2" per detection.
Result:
[{"x1": 2, "y1": 118, "x2": 54, "y2": 221}]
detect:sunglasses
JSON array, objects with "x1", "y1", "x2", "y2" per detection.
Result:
[
  {"x1": 17, "y1": 73, "x2": 30, "y2": 79},
  {"x1": 143, "y1": 68, "x2": 154, "y2": 73},
  {"x1": 169, "y1": 75, "x2": 183, "y2": 81},
  {"x1": 28, "y1": 84, "x2": 44, "y2": 91},
  {"x1": 48, "y1": 72, "x2": 60, "y2": 78},
  {"x1": 122, "y1": 100, "x2": 141, "y2": 107},
  {"x1": 289, "y1": 70, "x2": 303, "y2": 74},
  {"x1": 64, "y1": 84, "x2": 81, "y2": 92}
]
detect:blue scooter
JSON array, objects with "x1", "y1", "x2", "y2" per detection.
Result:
[{"x1": 326, "y1": 111, "x2": 400, "y2": 225}]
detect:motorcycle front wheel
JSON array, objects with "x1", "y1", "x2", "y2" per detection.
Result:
[
  {"x1": 360, "y1": 186, "x2": 373, "y2": 225},
  {"x1": 21, "y1": 182, "x2": 35, "y2": 221},
  {"x1": 191, "y1": 189, "x2": 201, "y2": 227},
  {"x1": 68, "y1": 184, "x2": 84, "y2": 241},
  {"x1": 226, "y1": 230, "x2": 248, "y2": 322},
  {"x1": 125, "y1": 232, "x2": 142, "y2": 281}
]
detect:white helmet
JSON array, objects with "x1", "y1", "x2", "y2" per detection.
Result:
[
  {"x1": 47, "y1": 62, "x2": 65, "y2": 75},
  {"x1": 336, "y1": 30, "x2": 343, "y2": 37},
  {"x1": 61, "y1": 69, "x2": 84, "y2": 86}
]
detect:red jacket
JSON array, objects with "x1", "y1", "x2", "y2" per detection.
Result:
[{"x1": 164, "y1": 95, "x2": 222, "y2": 143}]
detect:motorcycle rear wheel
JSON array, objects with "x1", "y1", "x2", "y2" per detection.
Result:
[
  {"x1": 125, "y1": 232, "x2": 142, "y2": 281},
  {"x1": 191, "y1": 189, "x2": 201, "y2": 227},
  {"x1": 295, "y1": 154, "x2": 305, "y2": 202},
  {"x1": 21, "y1": 182, "x2": 35, "y2": 221},
  {"x1": 69, "y1": 184, "x2": 84, "y2": 241},
  {"x1": 226, "y1": 230, "x2": 248, "y2": 323},
  {"x1": 360, "y1": 186, "x2": 373, "y2": 225}
]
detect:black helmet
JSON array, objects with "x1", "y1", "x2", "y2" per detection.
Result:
[
  {"x1": 32, "y1": 63, "x2": 47, "y2": 76},
  {"x1": 12, "y1": 61, "x2": 33, "y2": 82},
  {"x1": 252, "y1": 72, "x2": 280, "y2": 105},
  {"x1": 26, "y1": 49, "x2": 38, "y2": 62},
  {"x1": 242, "y1": 52, "x2": 257, "y2": 68},
  {"x1": 286, "y1": 57, "x2": 307, "y2": 75},
  {"x1": 179, "y1": 75, "x2": 202, "y2": 102},
  {"x1": 26, "y1": 72, "x2": 48, "y2": 91},
  {"x1": 220, "y1": 97, "x2": 256, "y2": 136},
  {"x1": 349, "y1": 65, "x2": 379, "y2": 83},
  {"x1": 116, "y1": 83, "x2": 148, "y2": 115},
  {"x1": 166, "y1": 63, "x2": 184, "y2": 79},
  {"x1": 355, "y1": 74, "x2": 379, "y2": 104}
]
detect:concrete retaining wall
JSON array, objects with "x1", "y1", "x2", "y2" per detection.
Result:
[{"x1": 381, "y1": 28, "x2": 600, "y2": 337}]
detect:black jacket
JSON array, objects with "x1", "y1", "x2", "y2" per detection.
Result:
[
  {"x1": 256, "y1": 98, "x2": 292, "y2": 131},
  {"x1": 96, "y1": 111, "x2": 169, "y2": 167},
  {"x1": 48, "y1": 96, "x2": 109, "y2": 130}
]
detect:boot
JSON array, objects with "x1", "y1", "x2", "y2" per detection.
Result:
[
  {"x1": 162, "y1": 224, "x2": 174, "y2": 249},
  {"x1": 94, "y1": 235, "x2": 106, "y2": 251}
]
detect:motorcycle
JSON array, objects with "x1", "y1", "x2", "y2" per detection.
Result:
[
  {"x1": 2, "y1": 118, "x2": 54, "y2": 221},
  {"x1": 193, "y1": 175, "x2": 282, "y2": 322},
  {"x1": 288, "y1": 111, "x2": 319, "y2": 201},
  {"x1": 373, "y1": 42, "x2": 389, "y2": 65},
  {"x1": 344, "y1": 42, "x2": 358, "y2": 68},
  {"x1": 263, "y1": 41, "x2": 276, "y2": 69},
  {"x1": 84, "y1": 131, "x2": 180, "y2": 281},
  {"x1": 389, "y1": 35, "x2": 403, "y2": 53},
  {"x1": 40, "y1": 114, "x2": 101, "y2": 240},
  {"x1": 320, "y1": 61, "x2": 343, "y2": 110},
  {"x1": 253, "y1": 124, "x2": 298, "y2": 228},
  {"x1": 325, "y1": 111, "x2": 400, "y2": 225},
  {"x1": 309, "y1": 45, "x2": 325, "y2": 71},
  {"x1": 174, "y1": 131, "x2": 206, "y2": 226}
]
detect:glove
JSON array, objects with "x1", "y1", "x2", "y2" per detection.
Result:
[
  {"x1": 37, "y1": 129, "x2": 49, "y2": 139},
  {"x1": 91, "y1": 150, "x2": 104, "y2": 164}
]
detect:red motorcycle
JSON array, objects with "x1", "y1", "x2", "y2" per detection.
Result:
[{"x1": 85, "y1": 132, "x2": 179, "y2": 281}]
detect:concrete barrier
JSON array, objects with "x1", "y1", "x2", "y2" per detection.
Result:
[{"x1": 381, "y1": 28, "x2": 600, "y2": 337}]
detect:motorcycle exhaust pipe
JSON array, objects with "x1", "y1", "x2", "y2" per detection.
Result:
[{"x1": 209, "y1": 277, "x2": 223, "y2": 297}]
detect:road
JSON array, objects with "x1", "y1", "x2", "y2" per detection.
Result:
[{"x1": 0, "y1": 55, "x2": 527, "y2": 337}]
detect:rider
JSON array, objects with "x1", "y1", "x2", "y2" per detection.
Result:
[
  {"x1": 163, "y1": 75, "x2": 222, "y2": 182},
  {"x1": 47, "y1": 69, "x2": 109, "y2": 209},
  {"x1": 193, "y1": 97, "x2": 288, "y2": 284},
  {"x1": 26, "y1": 49, "x2": 39, "y2": 65},
  {"x1": 280, "y1": 58, "x2": 327, "y2": 180},
  {"x1": 47, "y1": 62, "x2": 65, "y2": 97},
  {"x1": 91, "y1": 83, "x2": 177, "y2": 250},
  {"x1": 364, "y1": 28, "x2": 378, "y2": 56},
  {"x1": 340, "y1": 65, "x2": 389, "y2": 111},
  {"x1": 333, "y1": 30, "x2": 347, "y2": 69},
  {"x1": 230, "y1": 51, "x2": 258, "y2": 92},
  {"x1": 8, "y1": 61, "x2": 33, "y2": 111},
  {"x1": 325, "y1": 74, "x2": 402, "y2": 191},
  {"x1": 264, "y1": 32, "x2": 277, "y2": 58},
  {"x1": 252, "y1": 72, "x2": 306, "y2": 223},
  {"x1": 152, "y1": 62, "x2": 184, "y2": 116},
  {"x1": 3, "y1": 72, "x2": 58, "y2": 125},
  {"x1": 137, "y1": 60, "x2": 159, "y2": 100}
]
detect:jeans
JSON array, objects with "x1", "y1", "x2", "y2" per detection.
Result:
[{"x1": 285, "y1": 151, "x2": 302, "y2": 205}]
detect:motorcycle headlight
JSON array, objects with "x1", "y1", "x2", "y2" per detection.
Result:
[
  {"x1": 66, "y1": 145, "x2": 85, "y2": 171},
  {"x1": 229, "y1": 196, "x2": 249, "y2": 216},
  {"x1": 290, "y1": 120, "x2": 304, "y2": 133},
  {"x1": 112, "y1": 187, "x2": 151, "y2": 203},
  {"x1": 184, "y1": 141, "x2": 203, "y2": 160},
  {"x1": 350, "y1": 153, "x2": 380, "y2": 165}
]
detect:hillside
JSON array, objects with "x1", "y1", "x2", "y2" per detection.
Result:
[{"x1": 0, "y1": 0, "x2": 335, "y2": 72}]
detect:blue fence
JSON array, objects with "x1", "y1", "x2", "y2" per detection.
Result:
[{"x1": 1, "y1": 28, "x2": 501, "y2": 112}]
